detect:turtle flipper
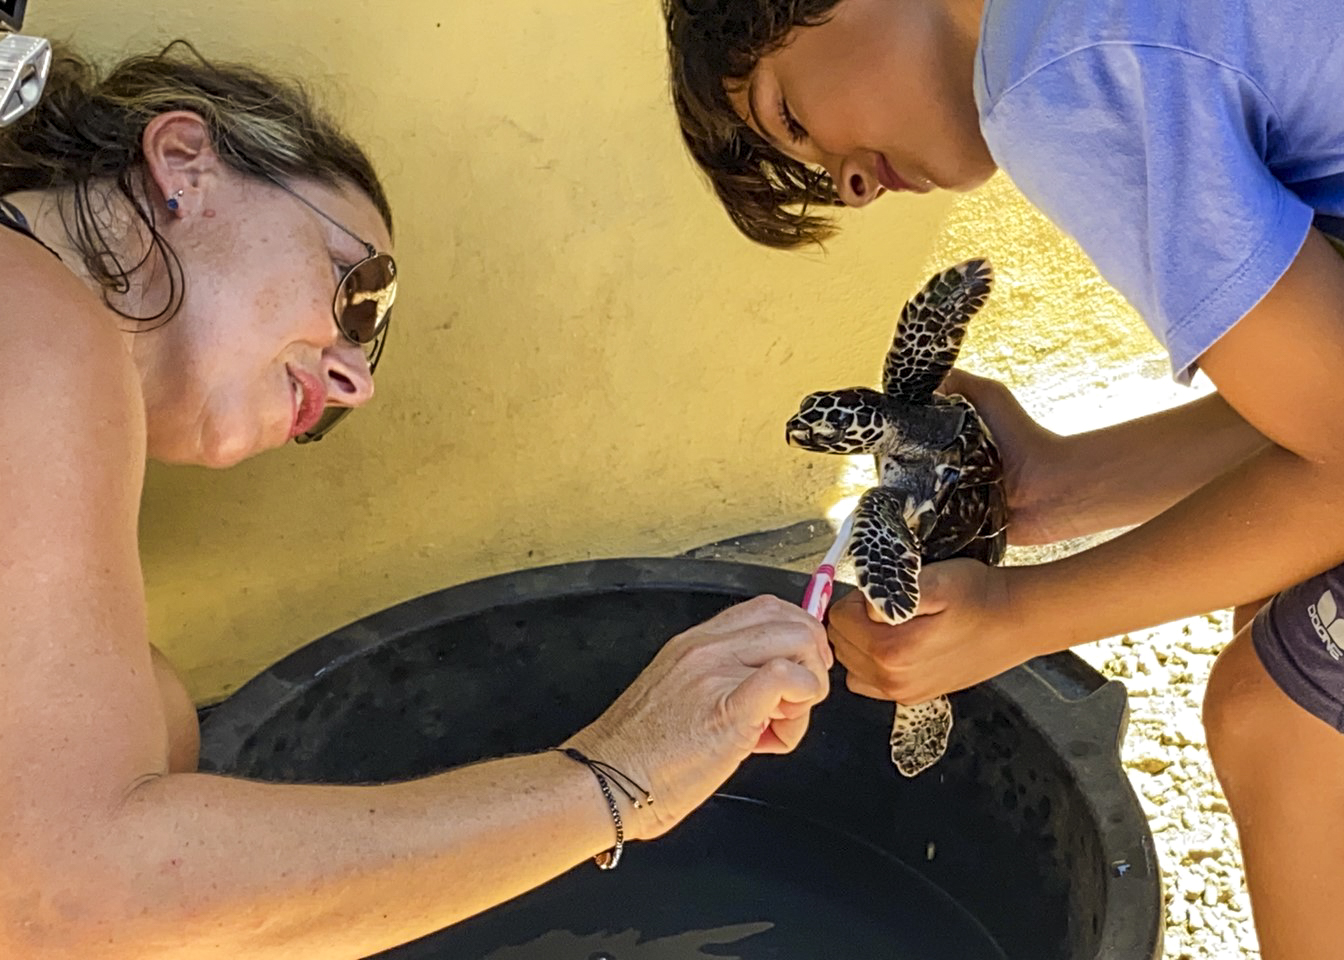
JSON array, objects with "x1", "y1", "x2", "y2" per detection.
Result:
[
  {"x1": 974, "y1": 481, "x2": 1009, "y2": 564},
  {"x1": 850, "y1": 486, "x2": 923, "y2": 623},
  {"x1": 882, "y1": 259, "x2": 993, "y2": 402},
  {"x1": 850, "y1": 486, "x2": 957, "y2": 778},
  {"x1": 891, "y1": 696, "x2": 953, "y2": 778}
]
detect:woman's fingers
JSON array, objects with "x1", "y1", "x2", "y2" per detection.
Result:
[
  {"x1": 696, "y1": 594, "x2": 817, "y2": 634},
  {"x1": 685, "y1": 595, "x2": 836, "y2": 668},
  {"x1": 761, "y1": 710, "x2": 813, "y2": 754},
  {"x1": 725, "y1": 657, "x2": 825, "y2": 741},
  {"x1": 689, "y1": 619, "x2": 831, "y2": 706}
]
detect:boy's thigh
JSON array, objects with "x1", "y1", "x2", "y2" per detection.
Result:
[
  {"x1": 1204, "y1": 623, "x2": 1344, "y2": 958},
  {"x1": 1242, "y1": 565, "x2": 1344, "y2": 733},
  {"x1": 1232, "y1": 598, "x2": 1269, "y2": 635}
]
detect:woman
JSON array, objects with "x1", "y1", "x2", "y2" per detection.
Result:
[
  {"x1": 664, "y1": 0, "x2": 1344, "y2": 955},
  {"x1": 0, "y1": 42, "x2": 831, "y2": 958}
]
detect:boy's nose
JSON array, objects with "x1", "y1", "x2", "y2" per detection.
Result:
[{"x1": 835, "y1": 159, "x2": 882, "y2": 207}]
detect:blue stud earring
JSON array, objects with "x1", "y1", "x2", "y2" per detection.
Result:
[{"x1": 166, "y1": 189, "x2": 184, "y2": 212}]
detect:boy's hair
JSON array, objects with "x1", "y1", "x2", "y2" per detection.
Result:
[{"x1": 664, "y1": 0, "x2": 843, "y2": 249}]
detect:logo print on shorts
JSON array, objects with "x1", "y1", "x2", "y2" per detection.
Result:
[{"x1": 1307, "y1": 589, "x2": 1344, "y2": 661}]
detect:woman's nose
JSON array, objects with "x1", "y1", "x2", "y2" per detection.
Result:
[{"x1": 322, "y1": 340, "x2": 376, "y2": 408}]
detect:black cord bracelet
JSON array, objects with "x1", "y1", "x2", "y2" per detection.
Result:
[{"x1": 552, "y1": 747, "x2": 654, "y2": 870}]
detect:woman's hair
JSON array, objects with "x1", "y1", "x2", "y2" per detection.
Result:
[
  {"x1": 0, "y1": 40, "x2": 392, "y2": 325},
  {"x1": 664, "y1": 0, "x2": 843, "y2": 250}
]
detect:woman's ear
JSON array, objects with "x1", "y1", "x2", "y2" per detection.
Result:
[{"x1": 141, "y1": 110, "x2": 220, "y2": 217}]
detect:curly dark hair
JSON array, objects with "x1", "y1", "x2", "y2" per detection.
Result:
[
  {"x1": 664, "y1": 0, "x2": 844, "y2": 249},
  {"x1": 0, "y1": 40, "x2": 392, "y2": 326}
]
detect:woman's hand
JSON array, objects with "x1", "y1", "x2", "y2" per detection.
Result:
[
  {"x1": 566, "y1": 595, "x2": 832, "y2": 841},
  {"x1": 939, "y1": 369, "x2": 1073, "y2": 545},
  {"x1": 826, "y1": 559, "x2": 1042, "y2": 704}
]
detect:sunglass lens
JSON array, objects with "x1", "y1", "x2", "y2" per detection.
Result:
[{"x1": 335, "y1": 255, "x2": 397, "y2": 344}]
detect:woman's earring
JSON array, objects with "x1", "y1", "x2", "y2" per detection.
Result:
[{"x1": 166, "y1": 189, "x2": 184, "y2": 212}]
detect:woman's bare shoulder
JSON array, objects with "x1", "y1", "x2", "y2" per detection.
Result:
[
  {"x1": 0, "y1": 229, "x2": 146, "y2": 463},
  {"x1": 0, "y1": 230, "x2": 168, "y2": 827},
  {"x1": 0, "y1": 228, "x2": 148, "y2": 549}
]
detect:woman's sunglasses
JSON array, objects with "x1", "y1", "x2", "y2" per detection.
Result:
[{"x1": 265, "y1": 174, "x2": 398, "y2": 443}]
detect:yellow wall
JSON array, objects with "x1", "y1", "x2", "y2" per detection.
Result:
[{"x1": 27, "y1": 2, "x2": 1159, "y2": 703}]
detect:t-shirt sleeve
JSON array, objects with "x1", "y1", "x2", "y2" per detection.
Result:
[{"x1": 980, "y1": 43, "x2": 1314, "y2": 382}]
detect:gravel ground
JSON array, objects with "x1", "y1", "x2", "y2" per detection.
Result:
[{"x1": 1076, "y1": 611, "x2": 1259, "y2": 960}]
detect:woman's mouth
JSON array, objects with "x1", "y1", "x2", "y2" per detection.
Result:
[
  {"x1": 287, "y1": 366, "x2": 327, "y2": 439},
  {"x1": 876, "y1": 154, "x2": 932, "y2": 195}
]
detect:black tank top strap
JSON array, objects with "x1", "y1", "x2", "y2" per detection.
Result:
[{"x1": 0, "y1": 198, "x2": 62, "y2": 260}]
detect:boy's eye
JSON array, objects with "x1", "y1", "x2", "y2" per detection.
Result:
[{"x1": 779, "y1": 97, "x2": 808, "y2": 145}]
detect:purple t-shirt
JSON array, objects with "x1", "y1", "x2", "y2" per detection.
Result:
[{"x1": 974, "y1": 0, "x2": 1344, "y2": 382}]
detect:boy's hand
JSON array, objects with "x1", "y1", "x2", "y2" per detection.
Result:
[
  {"x1": 826, "y1": 559, "x2": 1040, "y2": 703},
  {"x1": 938, "y1": 369, "x2": 1072, "y2": 545}
]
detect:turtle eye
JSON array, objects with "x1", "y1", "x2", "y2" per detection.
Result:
[{"x1": 824, "y1": 409, "x2": 855, "y2": 432}]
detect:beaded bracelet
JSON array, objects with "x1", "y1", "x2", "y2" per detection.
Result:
[{"x1": 553, "y1": 747, "x2": 654, "y2": 870}]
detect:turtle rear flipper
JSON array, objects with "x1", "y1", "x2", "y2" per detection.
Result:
[
  {"x1": 922, "y1": 482, "x2": 1001, "y2": 560},
  {"x1": 882, "y1": 259, "x2": 993, "y2": 402},
  {"x1": 891, "y1": 696, "x2": 953, "y2": 778},
  {"x1": 850, "y1": 486, "x2": 923, "y2": 623},
  {"x1": 944, "y1": 400, "x2": 1004, "y2": 486},
  {"x1": 944, "y1": 464, "x2": 1008, "y2": 564},
  {"x1": 976, "y1": 482, "x2": 1009, "y2": 564}
]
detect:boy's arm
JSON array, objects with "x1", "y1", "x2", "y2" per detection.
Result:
[
  {"x1": 1047, "y1": 393, "x2": 1269, "y2": 540},
  {"x1": 1018, "y1": 226, "x2": 1344, "y2": 643},
  {"x1": 950, "y1": 372, "x2": 1268, "y2": 545},
  {"x1": 831, "y1": 229, "x2": 1344, "y2": 703}
]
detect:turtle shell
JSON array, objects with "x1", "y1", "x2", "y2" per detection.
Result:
[{"x1": 912, "y1": 399, "x2": 1007, "y2": 565}]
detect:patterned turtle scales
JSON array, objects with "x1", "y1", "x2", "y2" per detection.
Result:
[{"x1": 785, "y1": 259, "x2": 1008, "y2": 777}]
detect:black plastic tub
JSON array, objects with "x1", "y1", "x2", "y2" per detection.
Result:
[{"x1": 199, "y1": 558, "x2": 1162, "y2": 960}]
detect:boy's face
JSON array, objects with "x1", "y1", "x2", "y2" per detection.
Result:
[{"x1": 728, "y1": 0, "x2": 994, "y2": 208}]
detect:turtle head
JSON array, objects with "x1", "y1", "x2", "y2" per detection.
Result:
[{"x1": 786, "y1": 388, "x2": 890, "y2": 454}]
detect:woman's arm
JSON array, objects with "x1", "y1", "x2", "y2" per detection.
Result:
[
  {"x1": 85, "y1": 757, "x2": 642, "y2": 959},
  {"x1": 0, "y1": 249, "x2": 829, "y2": 960}
]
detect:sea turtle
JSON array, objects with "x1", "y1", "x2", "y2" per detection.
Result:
[{"x1": 785, "y1": 258, "x2": 1008, "y2": 778}]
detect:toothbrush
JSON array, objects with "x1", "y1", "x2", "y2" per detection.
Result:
[{"x1": 801, "y1": 510, "x2": 857, "y2": 621}]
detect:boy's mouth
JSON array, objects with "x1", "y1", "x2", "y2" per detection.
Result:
[{"x1": 876, "y1": 154, "x2": 931, "y2": 194}]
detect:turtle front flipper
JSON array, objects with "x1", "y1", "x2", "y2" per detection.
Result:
[
  {"x1": 850, "y1": 486, "x2": 923, "y2": 623},
  {"x1": 882, "y1": 259, "x2": 993, "y2": 402},
  {"x1": 891, "y1": 697, "x2": 953, "y2": 778}
]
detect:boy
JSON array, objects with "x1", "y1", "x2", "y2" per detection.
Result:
[{"x1": 664, "y1": 1, "x2": 1344, "y2": 957}]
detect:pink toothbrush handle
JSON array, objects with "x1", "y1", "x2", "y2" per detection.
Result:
[{"x1": 802, "y1": 564, "x2": 836, "y2": 620}]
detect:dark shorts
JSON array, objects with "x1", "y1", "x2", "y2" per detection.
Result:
[{"x1": 1252, "y1": 566, "x2": 1344, "y2": 732}]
